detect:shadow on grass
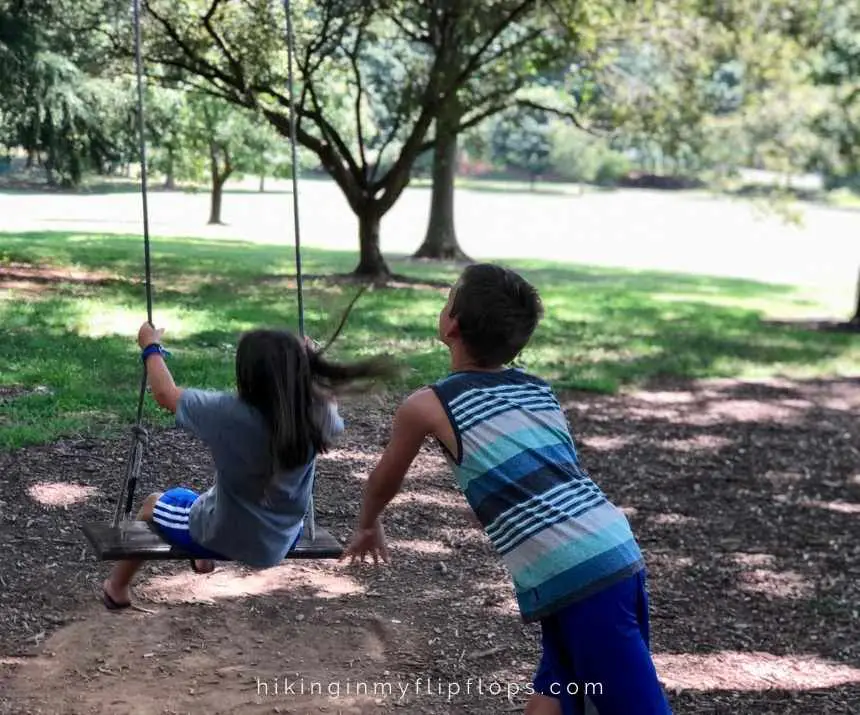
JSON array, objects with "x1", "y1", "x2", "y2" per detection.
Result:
[
  {"x1": 725, "y1": 183, "x2": 860, "y2": 213},
  {"x1": 0, "y1": 181, "x2": 293, "y2": 197},
  {"x1": 763, "y1": 318, "x2": 860, "y2": 334},
  {"x1": 1, "y1": 229, "x2": 857, "y2": 447}
]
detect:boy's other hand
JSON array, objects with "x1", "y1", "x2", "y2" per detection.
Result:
[
  {"x1": 138, "y1": 321, "x2": 164, "y2": 349},
  {"x1": 341, "y1": 521, "x2": 389, "y2": 565}
]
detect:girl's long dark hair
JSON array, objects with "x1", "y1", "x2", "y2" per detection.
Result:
[{"x1": 235, "y1": 329, "x2": 395, "y2": 493}]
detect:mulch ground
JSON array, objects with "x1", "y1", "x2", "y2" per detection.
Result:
[{"x1": 0, "y1": 376, "x2": 858, "y2": 714}]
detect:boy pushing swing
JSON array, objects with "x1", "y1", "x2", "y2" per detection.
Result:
[{"x1": 342, "y1": 264, "x2": 672, "y2": 715}]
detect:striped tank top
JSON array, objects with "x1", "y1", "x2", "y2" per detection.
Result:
[{"x1": 430, "y1": 368, "x2": 644, "y2": 622}]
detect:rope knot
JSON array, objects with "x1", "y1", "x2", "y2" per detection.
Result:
[{"x1": 130, "y1": 424, "x2": 149, "y2": 448}]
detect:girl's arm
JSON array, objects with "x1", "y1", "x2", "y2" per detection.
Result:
[
  {"x1": 138, "y1": 322, "x2": 183, "y2": 413},
  {"x1": 144, "y1": 353, "x2": 183, "y2": 413}
]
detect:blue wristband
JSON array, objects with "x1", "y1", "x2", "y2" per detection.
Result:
[{"x1": 141, "y1": 343, "x2": 171, "y2": 362}]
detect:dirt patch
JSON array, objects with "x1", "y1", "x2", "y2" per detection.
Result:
[
  {"x1": 762, "y1": 318, "x2": 860, "y2": 334},
  {"x1": 0, "y1": 377, "x2": 858, "y2": 714},
  {"x1": 0, "y1": 385, "x2": 53, "y2": 403},
  {"x1": 258, "y1": 272, "x2": 453, "y2": 291},
  {"x1": 0, "y1": 386, "x2": 31, "y2": 401},
  {"x1": 0, "y1": 263, "x2": 118, "y2": 293}
]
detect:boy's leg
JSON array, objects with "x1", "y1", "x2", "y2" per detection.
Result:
[
  {"x1": 103, "y1": 492, "x2": 162, "y2": 608},
  {"x1": 526, "y1": 615, "x2": 581, "y2": 715},
  {"x1": 555, "y1": 571, "x2": 673, "y2": 715},
  {"x1": 525, "y1": 695, "x2": 563, "y2": 715}
]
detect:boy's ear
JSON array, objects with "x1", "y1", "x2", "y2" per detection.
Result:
[{"x1": 443, "y1": 315, "x2": 461, "y2": 341}]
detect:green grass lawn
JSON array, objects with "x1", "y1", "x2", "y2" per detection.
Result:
[{"x1": 1, "y1": 229, "x2": 857, "y2": 451}]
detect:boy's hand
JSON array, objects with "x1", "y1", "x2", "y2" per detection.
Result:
[
  {"x1": 138, "y1": 321, "x2": 164, "y2": 349},
  {"x1": 341, "y1": 521, "x2": 389, "y2": 565}
]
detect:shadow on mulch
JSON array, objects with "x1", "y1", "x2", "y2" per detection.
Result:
[{"x1": 0, "y1": 377, "x2": 858, "y2": 713}]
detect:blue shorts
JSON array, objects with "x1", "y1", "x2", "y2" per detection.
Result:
[
  {"x1": 151, "y1": 487, "x2": 225, "y2": 559},
  {"x1": 151, "y1": 487, "x2": 305, "y2": 561},
  {"x1": 533, "y1": 570, "x2": 673, "y2": 714}
]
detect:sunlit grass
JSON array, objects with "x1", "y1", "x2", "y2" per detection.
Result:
[{"x1": 0, "y1": 229, "x2": 857, "y2": 450}]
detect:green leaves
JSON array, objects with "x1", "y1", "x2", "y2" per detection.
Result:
[{"x1": 490, "y1": 105, "x2": 553, "y2": 179}]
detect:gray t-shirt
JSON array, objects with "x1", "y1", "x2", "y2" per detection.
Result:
[{"x1": 175, "y1": 388, "x2": 344, "y2": 567}]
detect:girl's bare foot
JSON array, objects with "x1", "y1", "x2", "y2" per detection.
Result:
[
  {"x1": 102, "y1": 578, "x2": 131, "y2": 610},
  {"x1": 190, "y1": 559, "x2": 214, "y2": 574}
]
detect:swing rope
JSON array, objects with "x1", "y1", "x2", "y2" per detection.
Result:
[
  {"x1": 283, "y1": 0, "x2": 304, "y2": 340},
  {"x1": 281, "y1": 0, "x2": 317, "y2": 539},
  {"x1": 81, "y1": 0, "x2": 352, "y2": 563},
  {"x1": 113, "y1": 0, "x2": 324, "y2": 537},
  {"x1": 113, "y1": 0, "x2": 154, "y2": 528}
]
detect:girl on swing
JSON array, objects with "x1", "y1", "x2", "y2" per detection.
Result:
[{"x1": 102, "y1": 321, "x2": 393, "y2": 610}]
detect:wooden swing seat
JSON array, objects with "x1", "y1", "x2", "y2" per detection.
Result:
[{"x1": 80, "y1": 520, "x2": 343, "y2": 561}]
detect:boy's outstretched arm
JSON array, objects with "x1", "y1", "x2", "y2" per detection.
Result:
[{"x1": 342, "y1": 389, "x2": 438, "y2": 563}]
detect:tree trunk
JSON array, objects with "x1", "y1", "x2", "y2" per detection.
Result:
[
  {"x1": 850, "y1": 266, "x2": 860, "y2": 325},
  {"x1": 354, "y1": 208, "x2": 389, "y2": 278},
  {"x1": 44, "y1": 112, "x2": 57, "y2": 186},
  {"x1": 209, "y1": 177, "x2": 225, "y2": 224},
  {"x1": 208, "y1": 144, "x2": 232, "y2": 225},
  {"x1": 164, "y1": 148, "x2": 176, "y2": 189},
  {"x1": 259, "y1": 174, "x2": 265, "y2": 193},
  {"x1": 26, "y1": 114, "x2": 39, "y2": 169},
  {"x1": 413, "y1": 103, "x2": 470, "y2": 261}
]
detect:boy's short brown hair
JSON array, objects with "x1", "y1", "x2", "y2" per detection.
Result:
[{"x1": 448, "y1": 264, "x2": 543, "y2": 367}]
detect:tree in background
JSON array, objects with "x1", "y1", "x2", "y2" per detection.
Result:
[
  {"x1": 787, "y1": 0, "x2": 860, "y2": 325},
  {"x1": 135, "y1": 0, "x2": 587, "y2": 277},
  {"x1": 0, "y1": 0, "x2": 136, "y2": 186},
  {"x1": 151, "y1": 92, "x2": 290, "y2": 224},
  {"x1": 146, "y1": 86, "x2": 191, "y2": 189},
  {"x1": 409, "y1": 0, "x2": 596, "y2": 260},
  {"x1": 490, "y1": 106, "x2": 553, "y2": 188},
  {"x1": 815, "y1": 9, "x2": 860, "y2": 324},
  {"x1": 808, "y1": 3, "x2": 860, "y2": 190}
]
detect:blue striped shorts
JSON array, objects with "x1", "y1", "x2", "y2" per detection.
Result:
[{"x1": 151, "y1": 487, "x2": 224, "y2": 559}]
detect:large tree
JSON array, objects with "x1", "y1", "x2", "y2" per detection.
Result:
[
  {"x1": 131, "y1": 0, "x2": 585, "y2": 277},
  {"x1": 413, "y1": 1, "x2": 616, "y2": 260},
  {"x1": 144, "y1": 87, "x2": 292, "y2": 221},
  {"x1": 0, "y1": 0, "x2": 136, "y2": 185},
  {"x1": 783, "y1": 0, "x2": 860, "y2": 325}
]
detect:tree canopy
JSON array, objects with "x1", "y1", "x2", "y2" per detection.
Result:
[
  {"x1": 0, "y1": 0, "x2": 856, "y2": 290},
  {"x1": 130, "y1": 0, "x2": 596, "y2": 275}
]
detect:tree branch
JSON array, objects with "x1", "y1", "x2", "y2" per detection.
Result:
[
  {"x1": 143, "y1": 2, "x2": 236, "y2": 91},
  {"x1": 286, "y1": 8, "x2": 364, "y2": 184},
  {"x1": 151, "y1": 62, "x2": 244, "y2": 105},
  {"x1": 302, "y1": 76, "x2": 363, "y2": 182},
  {"x1": 201, "y1": 0, "x2": 247, "y2": 96},
  {"x1": 418, "y1": 81, "x2": 527, "y2": 152},
  {"x1": 369, "y1": 106, "x2": 406, "y2": 184},
  {"x1": 452, "y1": 0, "x2": 537, "y2": 91},
  {"x1": 369, "y1": 28, "x2": 455, "y2": 196},
  {"x1": 455, "y1": 104, "x2": 510, "y2": 136},
  {"x1": 472, "y1": 28, "x2": 545, "y2": 77},
  {"x1": 262, "y1": 107, "x2": 362, "y2": 212},
  {"x1": 347, "y1": 20, "x2": 369, "y2": 175},
  {"x1": 294, "y1": 10, "x2": 337, "y2": 137},
  {"x1": 515, "y1": 99, "x2": 606, "y2": 137},
  {"x1": 389, "y1": 15, "x2": 429, "y2": 44},
  {"x1": 415, "y1": 105, "x2": 504, "y2": 155}
]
